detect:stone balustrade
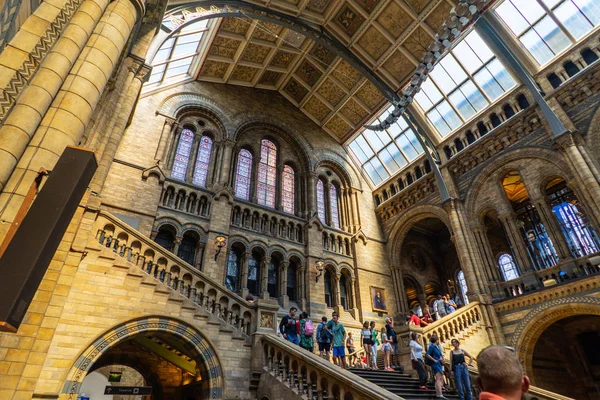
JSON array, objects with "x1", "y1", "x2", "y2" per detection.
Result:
[
  {"x1": 259, "y1": 334, "x2": 401, "y2": 400},
  {"x1": 231, "y1": 203, "x2": 305, "y2": 244},
  {"x1": 495, "y1": 256, "x2": 600, "y2": 300},
  {"x1": 94, "y1": 211, "x2": 255, "y2": 335},
  {"x1": 420, "y1": 302, "x2": 483, "y2": 351},
  {"x1": 322, "y1": 228, "x2": 353, "y2": 257},
  {"x1": 160, "y1": 180, "x2": 212, "y2": 218}
]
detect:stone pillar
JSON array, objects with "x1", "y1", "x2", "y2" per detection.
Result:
[
  {"x1": 0, "y1": 0, "x2": 112, "y2": 192},
  {"x1": 91, "y1": 60, "x2": 149, "y2": 194},
  {"x1": 280, "y1": 261, "x2": 289, "y2": 308},
  {"x1": 0, "y1": 0, "x2": 138, "y2": 234},
  {"x1": 307, "y1": 172, "x2": 317, "y2": 218},
  {"x1": 333, "y1": 273, "x2": 343, "y2": 316},
  {"x1": 298, "y1": 266, "x2": 307, "y2": 311},
  {"x1": 218, "y1": 139, "x2": 236, "y2": 188},
  {"x1": 498, "y1": 211, "x2": 531, "y2": 273},
  {"x1": 240, "y1": 251, "x2": 250, "y2": 298},
  {"x1": 351, "y1": 189, "x2": 361, "y2": 230},
  {"x1": 155, "y1": 118, "x2": 177, "y2": 163},
  {"x1": 260, "y1": 257, "x2": 271, "y2": 299},
  {"x1": 172, "y1": 236, "x2": 182, "y2": 256}
]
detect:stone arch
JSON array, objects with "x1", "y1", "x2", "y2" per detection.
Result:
[
  {"x1": 464, "y1": 147, "x2": 575, "y2": 219},
  {"x1": 510, "y1": 296, "x2": 600, "y2": 379},
  {"x1": 585, "y1": 102, "x2": 600, "y2": 158},
  {"x1": 154, "y1": 216, "x2": 183, "y2": 235},
  {"x1": 61, "y1": 316, "x2": 224, "y2": 399},
  {"x1": 386, "y1": 204, "x2": 451, "y2": 266},
  {"x1": 338, "y1": 263, "x2": 355, "y2": 278},
  {"x1": 268, "y1": 244, "x2": 288, "y2": 260},
  {"x1": 314, "y1": 155, "x2": 362, "y2": 190},
  {"x1": 157, "y1": 93, "x2": 234, "y2": 137}
]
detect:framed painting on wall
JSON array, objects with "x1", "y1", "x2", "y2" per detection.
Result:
[{"x1": 370, "y1": 286, "x2": 387, "y2": 313}]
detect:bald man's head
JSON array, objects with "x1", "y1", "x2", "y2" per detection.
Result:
[{"x1": 477, "y1": 346, "x2": 529, "y2": 399}]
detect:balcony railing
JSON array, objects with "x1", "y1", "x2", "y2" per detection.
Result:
[
  {"x1": 230, "y1": 203, "x2": 305, "y2": 245},
  {"x1": 160, "y1": 181, "x2": 212, "y2": 218},
  {"x1": 94, "y1": 211, "x2": 255, "y2": 335}
]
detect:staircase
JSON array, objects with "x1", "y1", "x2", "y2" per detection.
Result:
[{"x1": 349, "y1": 369, "x2": 459, "y2": 400}]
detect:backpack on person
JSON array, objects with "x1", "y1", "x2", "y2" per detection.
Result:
[
  {"x1": 319, "y1": 323, "x2": 330, "y2": 342},
  {"x1": 303, "y1": 319, "x2": 314, "y2": 336}
]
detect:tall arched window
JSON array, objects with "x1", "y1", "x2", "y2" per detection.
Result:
[
  {"x1": 498, "y1": 253, "x2": 519, "y2": 281},
  {"x1": 154, "y1": 228, "x2": 175, "y2": 251},
  {"x1": 457, "y1": 270, "x2": 469, "y2": 305},
  {"x1": 225, "y1": 249, "x2": 241, "y2": 292},
  {"x1": 324, "y1": 270, "x2": 333, "y2": 308},
  {"x1": 177, "y1": 234, "x2": 197, "y2": 265},
  {"x1": 282, "y1": 165, "x2": 295, "y2": 214},
  {"x1": 257, "y1": 140, "x2": 277, "y2": 208},
  {"x1": 247, "y1": 253, "x2": 259, "y2": 295},
  {"x1": 192, "y1": 136, "x2": 213, "y2": 187},
  {"x1": 171, "y1": 128, "x2": 194, "y2": 181},
  {"x1": 317, "y1": 179, "x2": 326, "y2": 223},
  {"x1": 287, "y1": 262, "x2": 297, "y2": 301},
  {"x1": 267, "y1": 260, "x2": 278, "y2": 298},
  {"x1": 329, "y1": 185, "x2": 340, "y2": 229},
  {"x1": 339, "y1": 274, "x2": 348, "y2": 309},
  {"x1": 234, "y1": 149, "x2": 253, "y2": 201}
]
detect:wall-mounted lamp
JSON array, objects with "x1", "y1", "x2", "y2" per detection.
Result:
[
  {"x1": 315, "y1": 258, "x2": 325, "y2": 282},
  {"x1": 214, "y1": 235, "x2": 227, "y2": 261}
]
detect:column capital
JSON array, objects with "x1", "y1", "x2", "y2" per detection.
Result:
[
  {"x1": 279, "y1": 261, "x2": 290, "y2": 269},
  {"x1": 553, "y1": 131, "x2": 583, "y2": 151}
]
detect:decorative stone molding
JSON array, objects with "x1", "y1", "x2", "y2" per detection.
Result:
[{"x1": 61, "y1": 316, "x2": 224, "y2": 399}]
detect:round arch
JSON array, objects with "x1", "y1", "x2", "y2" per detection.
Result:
[
  {"x1": 61, "y1": 316, "x2": 224, "y2": 399},
  {"x1": 386, "y1": 204, "x2": 451, "y2": 266},
  {"x1": 510, "y1": 296, "x2": 600, "y2": 380}
]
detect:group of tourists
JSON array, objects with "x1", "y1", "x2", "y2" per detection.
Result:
[{"x1": 278, "y1": 307, "x2": 530, "y2": 400}]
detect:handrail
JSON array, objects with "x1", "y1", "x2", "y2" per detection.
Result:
[
  {"x1": 421, "y1": 302, "x2": 482, "y2": 349},
  {"x1": 260, "y1": 334, "x2": 401, "y2": 400},
  {"x1": 94, "y1": 211, "x2": 256, "y2": 335}
]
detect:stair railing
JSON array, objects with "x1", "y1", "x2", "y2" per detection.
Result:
[
  {"x1": 421, "y1": 302, "x2": 483, "y2": 351},
  {"x1": 260, "y1": 334, "x2": 401, "y2": 400},
  {"x1": 93, "y1": 211, "x2": 256, "y2": 335}
]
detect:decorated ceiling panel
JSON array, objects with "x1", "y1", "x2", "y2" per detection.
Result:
[{"x1": 163, "y1": 0, "x2": 462, "y2": 142}]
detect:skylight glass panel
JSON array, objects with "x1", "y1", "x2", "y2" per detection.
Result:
[
  {"x1": 414, "y1": 30, "x2": 516, "y2": 136},
  {"x1": 496, "y1": 0, "x2": 600, "y2": 66},
  {"x1": 348, "y1": 106, "x2": 426, "y2": 187}
]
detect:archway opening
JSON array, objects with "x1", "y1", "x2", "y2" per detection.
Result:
[
  {"x1": 530, "y1": 315, "x2": 600, "y2": 400},
  {"x1": 400, "y1": 217, "x2": 461, "y2": 314},
  {"x1": 64, "y1": 318, "x2": 223, "y2": 400}
]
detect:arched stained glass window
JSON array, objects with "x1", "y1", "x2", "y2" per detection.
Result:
[
  {"x1": 329, "y1": 185, "x2": 340, "y2": 229},
  {"x1": 234, "y1": 149, "x2": 252, "y2": 200},
  {"x1": 226, "y1": 250, "x2": 240, "y2": 292},
  {"x1": 282, "y1": 165, "x2": 295, "y2": 214},
  {"x1": 257, "y1": 140, "x2": 277, "y2": 208},
  {"x1": 498, "y1": 253, "x2": 519, "y2": 281},
  {"x1": 171, "y1": 128, "x2": 194, "y2": 181},
  {"x1": 317, "y1": 179, "x2": 326, "y2": 223},
  {"x1": 457, "y1": 270, "x2": 469, "y2": 305},
  {"x1": 192, "y1": 136, "x2": 212, "y2": 187}
]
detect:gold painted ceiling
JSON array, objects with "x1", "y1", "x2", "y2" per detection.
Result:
[{"x1": 189, "y1": 0, "x2": 459, "y2": 142}]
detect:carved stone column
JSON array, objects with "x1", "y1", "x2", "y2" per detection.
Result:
[
  {"x1": 240, "y1": 251, "x2": 251, "y2": 298},
  {"x1": 155, "y1": 118, "x2": 177, "y2": 163},
  {"x1": 333, "y1": 273, "x2": 343, "y2": 316},
  {"x1": 298, "y1": 266, "x2": 307, "y2": 311},
  {"x1": 307, "y1": 172, "x2": 317, "y2": 218},
  {"x1": 260, "y1": 257, "x2": 271, "y2": 299},
  {"x1": 498, "y1": 211, "x2": 532, "y2": 273},
  {"x1": 172, "y1": 236, "x2": 182, "y2": 257},
  {"x1": 280, "y1": 261, "x2": 289, "y2": 308},
  {"x1": 531, "y1": 195, "x2": 572, "y2": 261},
  {"x1": 218, "y1": 139, "x2": 236, "y2": 188}
]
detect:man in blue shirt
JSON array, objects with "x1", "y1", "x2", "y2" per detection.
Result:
[
  {"x1": 325, "y1": 312, "x2": 347, "y2": 368},
  {"x1": 279, "y1": 307, "x2": 299, "y2": 345}
]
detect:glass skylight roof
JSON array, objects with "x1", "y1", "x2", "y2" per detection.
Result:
[
  {"x1": 147, "y1": 10, "x2": 212, "y2": 86},
  {"x1": 348, "y1": 105, "x2": 424, "y2": 187},
  {"x1": 495, "y1": 0, "x2": 600, "y2": 65},
  {"x1": 413, "y1": 30, "x2": 516, "y2": 137}
]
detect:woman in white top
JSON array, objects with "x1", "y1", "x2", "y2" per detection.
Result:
[
  {"x1": 360, "y1": 321, "x2": 372, "y2": 369},
  {"x1": 409, "y1": 332, "x2": 428, "y2": 390}
]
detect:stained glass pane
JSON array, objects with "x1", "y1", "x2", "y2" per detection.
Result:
[
  {"x1": 499, "y1": 254, "x2": 519, "y2": 281},
  {"x1": 329, "y1": 185, "x2": 340, "y2": 229},
  {"x1": 317, "y1": 179, "x2": 326, "y2": 222},
  {"x1": 282, "y1": 165, "x2": 295, "y2": 214},
  {"x1": 458, "y1": 270, "x2": 469, "y2": 305},
  {"x1": 234, "y1": 149, "x2": 252, "y2": 200},
  {"x1": 257, "y1": 140, "x2": 277, "y2": 208},
  {"x1": 192, "y1": 136, "x2": 212, "y2": 187},
  {"x1": 171, "y1": 128, "x2": 194, "y2": 181}
]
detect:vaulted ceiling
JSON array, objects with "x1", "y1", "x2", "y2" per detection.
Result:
[{"x1": 167, "y1": 0, "x2": 462, "y2": 142}]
